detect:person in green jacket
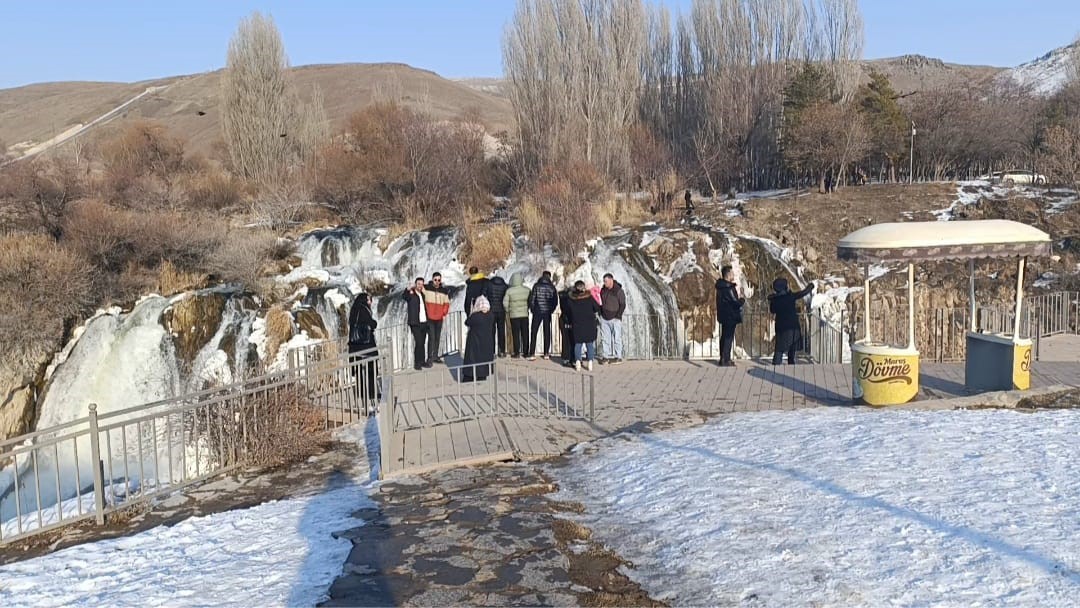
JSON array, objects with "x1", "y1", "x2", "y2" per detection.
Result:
[{"x1": 503, "y1": 272, "x2": 531, "y2": 358}]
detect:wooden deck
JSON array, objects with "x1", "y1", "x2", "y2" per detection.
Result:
[{"x1": 379, "y1": 335, "x2": 1080, "y2": 477}]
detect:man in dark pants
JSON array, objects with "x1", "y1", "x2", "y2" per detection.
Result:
[
  {"x1": 527, "y1": 270, "x2": 558, "y2": 359},
  {"x1": 715, "y1": 265, "x2": 744, "y2": 367},
  {"x1": 768, "y1": 277, "x2": 816, "y2": 365},
  {"x1": 403, "y1": 277, "x2": 429, "y2": 370},
  {"x1": 488, "y1": 274, "x2": 509, "y2": 357},
  {"x1": 424, "y1": 272, "x2": 451, "y2": 364}
]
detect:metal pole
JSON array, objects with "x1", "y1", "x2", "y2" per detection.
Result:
[
  {"x1": 491, "y1": 361, "x2": 499, "y2": 416},
  {"x1": 969, "y1": 259, "x2": 977, "y2": 332},
  {"x1": 379, "y1": 354, "x2": 394, "y2": 480},
  {"x1": 589, "y1": 374, "x2": 595, "y2": 421},
  {"x1": 864, "y1": 264, "x2": 872, "y2": 343},
  {"x1": 88, "y1": 404, "x2": 106, "y2": 525},
  {"x1": 1014, "y1": 257, "x2": 1026, "y2": 341},
  {"x1": 908, "y1": 263, "x2": 916, "y2": 350},
  {"x1": 909, "y1": 121, "x2": 916, "y2": 184}
]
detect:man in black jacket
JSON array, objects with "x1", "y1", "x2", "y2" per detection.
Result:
[
  {"x1": 527, "y1": 271, "x2": 558, "y2": 359},
  {"x1": 768, "y1": 277, "x2": 815, "y2": 365},
  {"x1": 715, "y1": 265, "x2": 744, "y2": 367},
  {"x1": 402, "y1": 277, "x2": 429, "y2": 370},
  {"x1": 488, "y1": 274, "x2": 509, "y2": 357}
]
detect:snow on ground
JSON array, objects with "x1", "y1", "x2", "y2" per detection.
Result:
[
  {"x1": 0, "y1": 421, "x2": 380, "y2": 608},
  {"x1": 552, "y1": 408, "x2": 1080, "y2": 607},
  {"x1": 934, "y1": 181, "x2": 1008, "y2": 221}
]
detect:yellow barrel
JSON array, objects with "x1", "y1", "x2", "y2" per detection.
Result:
[
  {"x1": 1012, "y1": 341, "x2": 1032, "y2": 391},
  {"x1": 851, "y1": 343, "x2": 920, "y2": 406}
]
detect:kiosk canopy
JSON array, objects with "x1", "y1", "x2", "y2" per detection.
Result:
[{"x1": 837, "y1": 220, "x2": 1051, "y2": 263}]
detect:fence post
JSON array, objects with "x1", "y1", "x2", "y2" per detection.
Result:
[
  {"x1": 379, "y1": 355, "x2": 394, "y2": 480},
  {"x1": 491, "y1": 361, "x2": 500, "y2": 416},
  {"x1": 588, "y1": 374, "x2": 595, "y2": 421},
  {"x1": 88, "y1": 403, "x2": 106, "y2": 525}
]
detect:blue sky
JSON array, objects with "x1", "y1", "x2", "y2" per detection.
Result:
[{"x1": 1, "y1": 1, "x2": 1077, "y2": 88}]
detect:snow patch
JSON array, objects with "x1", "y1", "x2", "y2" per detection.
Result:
[{"x1": 553, "y1": 408, "x2": 1080, "y2": 607}]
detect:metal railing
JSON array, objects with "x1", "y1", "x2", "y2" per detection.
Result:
[
  {"x1": 852, "y1": 292, "x2": 1080, "y2": 362},
  {"x1": 290, "y1": 311, "x2": 466, "y2": 373},
  {"x1": 1, "y1": 348, "x2": 385, "y2": 546},
  {"x1": 387, "y1": 360, "x2": 594, "y2": 432}
]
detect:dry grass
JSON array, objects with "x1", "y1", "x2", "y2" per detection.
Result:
[
  {"x1": 597, "y1": 196, "x2": 653, "y2": 234},
  {"x1": 461, "y1": 222, "x2": 513, "y2": 273},
  {"x1": 519, "y1": 199, "x2": 545, "y2": 241},
  {"x1": 157, "y1": 260, "x2": 207, "y2": 296},
  {"x1": 263, "y1": 305, "x2": 295, "y2": 362}
]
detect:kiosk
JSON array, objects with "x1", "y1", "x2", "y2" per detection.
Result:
[{"x1": 838, "y1": 219, "x2": 1051, "y2": 406}]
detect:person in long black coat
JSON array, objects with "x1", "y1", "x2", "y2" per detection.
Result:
[
  {"x1": 347, "y1": 293, "x2": 380, "y2": 411},
  {"x1": 558, "y1": 287, "x2": 576, "y2": 366},
  {"x1": 566, "y1": 281, "x2": 602, "y2": 371},
  {"x1": 461, "y1": 295, "x2": 495, "y2": 382},
  {"x1": 715, "y1": 265, "x2": 744, "y2": 367},
  {"x1": 768, "y1": 278, "x2": 815, "y2": 365}
]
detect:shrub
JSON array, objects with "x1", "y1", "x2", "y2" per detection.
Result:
[
  {"x1": 98, "y1": 121, "x2": 190, "y2": 209},
  {"x1": 0, "y1": 234, "x2": 94, "y2": 385},
  {"x1": 196, "y1": 386, "x2": 328, "y2": 470},
  {"x1": 0, "y1": 157, "x2": 85, "y2": 239},
  {"x1": 62, "y1": 201, "x2": 227, "y2": 300},
  {"x1": 521, "y1": 162, "x2": 611, "y2": 259},
  {"x1": 311, "y1": 103, "x2": 411, "y2": 220},
  {"x1": 183, "y1": 170, "x2": 247, "y2": 211},
  {"x1": 205, "y1": 228, "x2": 281, "y2": 294}
]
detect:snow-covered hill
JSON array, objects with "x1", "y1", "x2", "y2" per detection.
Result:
[{"x1": 1001, "y1": 41, "x2": 1077, "y2": 96}]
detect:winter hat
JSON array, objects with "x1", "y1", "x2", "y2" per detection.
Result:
[
  {"x1": 772, "y1": 278, "x2": 789, "y2": 293},
  {"x1": 472, "y1": 295, "x2": 491, "y2": 313}
]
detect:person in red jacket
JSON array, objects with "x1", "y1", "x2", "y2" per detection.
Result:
[{"x1": 423, "y1": 272, "x2": 451, "y2": 365}]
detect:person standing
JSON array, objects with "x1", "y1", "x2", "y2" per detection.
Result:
[
  {"x1": 402, "y1": 277, "x2": 429, "y2": 370},
  {"x1": 423, "y1": 272, "x2": 450, "y2": 365},
  {"x1": 464, "y1": 266, "x2": 492, "y2": 315},
  {"x1": 567, "y1": 280, "x2": 602, "y2": 371},
  {"x1": 527, "y1": 270, "x2": 558, "y2": 360},
  {"x1": 503, "y1": 272, "x2": 531, "y2": 358},
  {"x1": 684, "y1": 189, "x2": 694, "y2": 215},
  {"x1": 488, "y1": 274, "x2": 509, "y2": 358},
  {"x1": 715, "y1": 265, "x2": 744, "y2": 367},
  {"x1": 462, "y1": 296, "x2": 495, "y2": 382},
  {"x1": 558, "y1": 286, "x2": 576, "y2": 367},
  {"x1": 768, "y1": 277, "x2": 816, "y2": 365},
  {"x1": 599, "y1": 274, "x2": 626, "y2": 364},
  {"x1": 347, "y1": 292, "x2": 379, "y2": 413}
]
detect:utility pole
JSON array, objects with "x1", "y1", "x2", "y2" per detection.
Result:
[{"x1": 909, "y1": 121, "x2": 917, "y2": 184}]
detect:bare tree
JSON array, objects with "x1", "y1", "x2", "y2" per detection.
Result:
[
  {"x1": 784, "y1": 100, "x2": 868, "y2": 191},
  {"x1": 504, "y1": 0, "x2": 646, "y2": 182},
  {"x1": 221, "y1": 12, "x2": 297, "y2": 185},
  {"x1": 1043, "y1": 116, "x2": 1080, "y2": 187}
]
